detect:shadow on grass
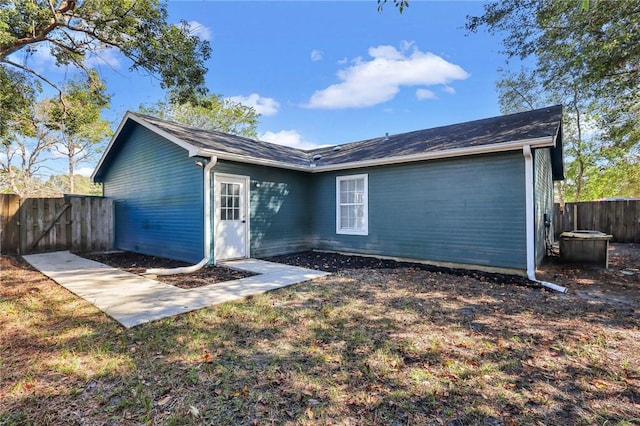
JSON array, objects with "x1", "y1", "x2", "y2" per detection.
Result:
[{"x1": 2, "y1": 256, "x2": 640, "y2": 425}]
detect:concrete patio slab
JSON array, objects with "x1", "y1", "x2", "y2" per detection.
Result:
[{"x1": 22, "y1": 251, "x2": 329, "y2": 328}]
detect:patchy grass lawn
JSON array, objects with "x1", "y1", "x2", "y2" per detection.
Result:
[{"x1": 1, "y1": 255, "x2": 640, "y2": 425}]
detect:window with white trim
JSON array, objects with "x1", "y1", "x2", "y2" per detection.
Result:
[{"x1": 336, "y1": 174, "x2": 368, "y2": 235}]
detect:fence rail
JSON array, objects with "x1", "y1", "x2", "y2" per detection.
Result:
[
  {"x1": 0, "y1": 194, "x2": 113, "y2": 255},
  {"x1": 553, "y1": 200, "x2": 640, "y2": 243}
]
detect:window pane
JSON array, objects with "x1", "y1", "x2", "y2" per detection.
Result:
[
  {"x1": 354, "y1": 205, "x2": 364, "y2": 230},
  {"x1": 233, "y1": 208, "x2": 240, "y2": 220},
  {"x1": 221, "y1": 209, "x2": 227, "y2": 220},
  {"x1": 232, "y1": 184, "x2": 240, "y2": 196},
  {"x1": 337, "y1": 176, "x2": 367, "y2": 234}
]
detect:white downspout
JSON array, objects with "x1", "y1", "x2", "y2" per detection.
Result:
[
  {"x1": 523, "y1": 145, "x2": 567, "y2": 293},
  {"x1": 146, "y1": 156, "x2": 217, "y2": 275}
]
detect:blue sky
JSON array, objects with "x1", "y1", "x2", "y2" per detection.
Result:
[{"x1": 21, "y1": 1, "x2": 511, "y2": 175}]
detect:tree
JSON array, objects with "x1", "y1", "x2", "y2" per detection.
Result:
[
  {"x1": 44, "y1": 72, "x2": 112, "y2": 193},
  {"x1": 466, "y1": 0, "x2": 640, "y2": 152},
  {"x1": 469, "y1": 1, "x2": 640, "y2": 201},
  {"x1": 0, "y1": 68, "x2": 39, "y2": 145},
  {"x1": 139, "y1": 95, "x2": 260, "y2": 139},
  {"x1": 497, "y1": 67, "x2": 640, "y2": 202},
  {"x1": 0, "y1": 103, "x2": 59, "y2": 197},
  {"x1": 48, "y1": 174, "x2": 102, "y2": 196},
  {"x1": 1, "y1": 0, "x2": 211, "y2": 104}
]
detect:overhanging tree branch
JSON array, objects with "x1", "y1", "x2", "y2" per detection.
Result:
[{"x1": 3, "y1": 59, "x2": 63, "y2": 100}]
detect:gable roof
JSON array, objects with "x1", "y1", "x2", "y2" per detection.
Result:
[{"x1": 93, "y1": 105, "x2": 564, "y2": 181}]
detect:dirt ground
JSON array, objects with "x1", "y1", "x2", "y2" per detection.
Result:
[{"x1": 537, "y1": 243, "x2": 640, "y2": 308}]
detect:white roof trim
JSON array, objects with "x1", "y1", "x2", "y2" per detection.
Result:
[
  {"x1": 92, "y1": 112, "x2": 204, "y2": 181},
  {"x1": 126, "y1": 113, "x2": 201, "y2": 156},
  {"x1": 213, "y1": 153, "x2": 310, "y2": 171},
  {"x1": 310, "y1": 136, "x2": 555, "y2": 173}
]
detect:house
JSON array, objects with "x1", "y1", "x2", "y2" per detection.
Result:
[{"x1": 92, "y1": 105, "x2": 564, "y2": 277}]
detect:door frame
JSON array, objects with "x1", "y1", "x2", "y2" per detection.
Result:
[{"x1": 213, "y1": 173, "x2": 251, "y2": 262}]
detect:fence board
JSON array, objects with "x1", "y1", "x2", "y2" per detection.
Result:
[
  {"x1": 0, "y1": 194, "x2": 21, "y2": 254},
  {"x1": 0, "y1": 194, "x2": 113, "y2": 255},
  {"x1": 554, "y1": 200, "x2": 640, "y2": 243}
]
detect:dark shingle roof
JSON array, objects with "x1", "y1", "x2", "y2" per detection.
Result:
[
  {"x1": 129, "y1": 105, "x2": 563, "y2": 169},
  {"x1": 132, "y1": 113, "x2": 311, "y2": 167},
  {"x1": 308, "y1": 105, "x2": 562, "y2": 166}
]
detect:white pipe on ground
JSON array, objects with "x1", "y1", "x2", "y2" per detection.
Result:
[
  {"x1": 523, "y1": 145, "x2": 567, "y2": 293},
  {"x1": 146, "y1": 156, "x2": 217, "y2": 276}
]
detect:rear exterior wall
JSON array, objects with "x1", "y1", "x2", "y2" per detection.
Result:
[
  {"x1": 212, "y1": 160, "x2": 312, "y2": 258},
  {"x1": 101, "y1": 126, "x2": 205, "y2": 263},
  {"x1": 309, "y1": 152, "x2": 528, "y2": 270}
]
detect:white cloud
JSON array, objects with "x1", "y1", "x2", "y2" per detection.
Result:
[
  {"x1": 259, "y1": 130, "x2": 318, "y2": 150},
  {"x1": 226, "y1": 93, "x2": 280, "y2": 116},
  {"x1": 337, "y1": 57, "x2": 347, "y2": 65},
  {"x1": 311, "y1": 49, "x2": 323, "y2": 62},
  {"x1": 416, "y1": 88, "x2": 437, "y2": 100},
  {"x1": 76, "y1": 167, "x2": 95, "y2": 177},
  {"x1": 305, "y1": 44, "x2": 469, "y2": 109},
  {"x1": 442, "y1": 85, "x2": 456, "y2": 95},
  {"x1": 186, "y1": 21, "x2": 212, "y2": 41}
]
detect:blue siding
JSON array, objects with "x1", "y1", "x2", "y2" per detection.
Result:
[
  {"x1": 99, "y1": 122, "x2": 538, "y2": 272},
  {"x1": 310, "y1": 152, "x2": 527, "y2": 270},
  {"x1": 212, "y1": 161, "x2": 312, "y2": 258},
  {"x1": 534, "y1": 148, "x2": 554, "y2": 266},
  {"x1": 101, "y1": 126, "x2": 204, "y2": 263}
]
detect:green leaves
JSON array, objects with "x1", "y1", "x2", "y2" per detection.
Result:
[
  {"x1": 0, "y1": 67, "x2": 39, "y2": 144},
  {"x1": 470, "y1": 0, "x2": 640, "y2": 201},
  {"x1": 377, "y1": 0, "x2": 409, "y2": 13},
  {"x1": 139, "y1": 94, "x2": 260, "y2": 139},
  {"x1": 1, "y1": 0, "x2": 211, "y2": 104},
  {"x1": 467, "y1": 0, "x2": 640, "y2": 149}
]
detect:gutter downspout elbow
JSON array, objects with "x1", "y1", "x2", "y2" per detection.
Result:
[
  {"x1": 146, "y1": 156, "x2": 217, "y2": 276},
  {"x1": 523, "y1": 145, "x2": 567, "y2": 293}
]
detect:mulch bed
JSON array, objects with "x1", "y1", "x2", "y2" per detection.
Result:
[
  {"x1": 265, "y1": 250, "x2": 532, "y2": 286},
  {"x1": 80, "y1": 245, "x2": 638, "y2": 294},
  {"x1": 79, "y1": 251, "x2": 255, "y2": 289},
  {"x1": 81, "y1": 249, "x2": 533, "y2": 290}
]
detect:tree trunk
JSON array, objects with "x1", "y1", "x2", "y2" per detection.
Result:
[
  {"x1": 555, "y1": 181, "x2": 565, "y2": 208},
  {"x1": 575, "y1": 157, "x2": 584, "y2": 201},
  {"x1": 68, "y1": 157, "x2": 74, "y2": 194}
]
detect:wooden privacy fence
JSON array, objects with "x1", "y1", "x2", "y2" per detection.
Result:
[
  {"x1": 553, "y1": 200, "x2": 640, "y2": 243},
  {"x1": 0, "y1": 194, "x2": 113, "y2": 255}
]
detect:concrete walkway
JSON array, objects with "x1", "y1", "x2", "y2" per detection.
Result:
[{"x1": 23, "y1": 251, "x2": 329, "y2": 328}]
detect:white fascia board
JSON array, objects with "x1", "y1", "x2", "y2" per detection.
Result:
[
  {"x1": 126, "y1": 113, "x2": 201, "y2": 156},
  {"x1": 92, "y1": 112, "x2": 201, "y2": 181},
  {"x1": 310, "y1": 136, "x2": 555, "y2": 173},
  {"x1": 204, "y1": 151, "x2": 310, "y2": 172},
  {"x1": 92, "y1": 112, "x2": 133, "y2": 181}
]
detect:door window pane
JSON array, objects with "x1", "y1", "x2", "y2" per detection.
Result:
[{"x1": 220, "y1": 182, "x2": 242, "y2": 221}]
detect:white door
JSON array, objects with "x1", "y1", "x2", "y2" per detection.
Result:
[{"x1": 214, "y1": 174, "x2": 249, "y2": 261}]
